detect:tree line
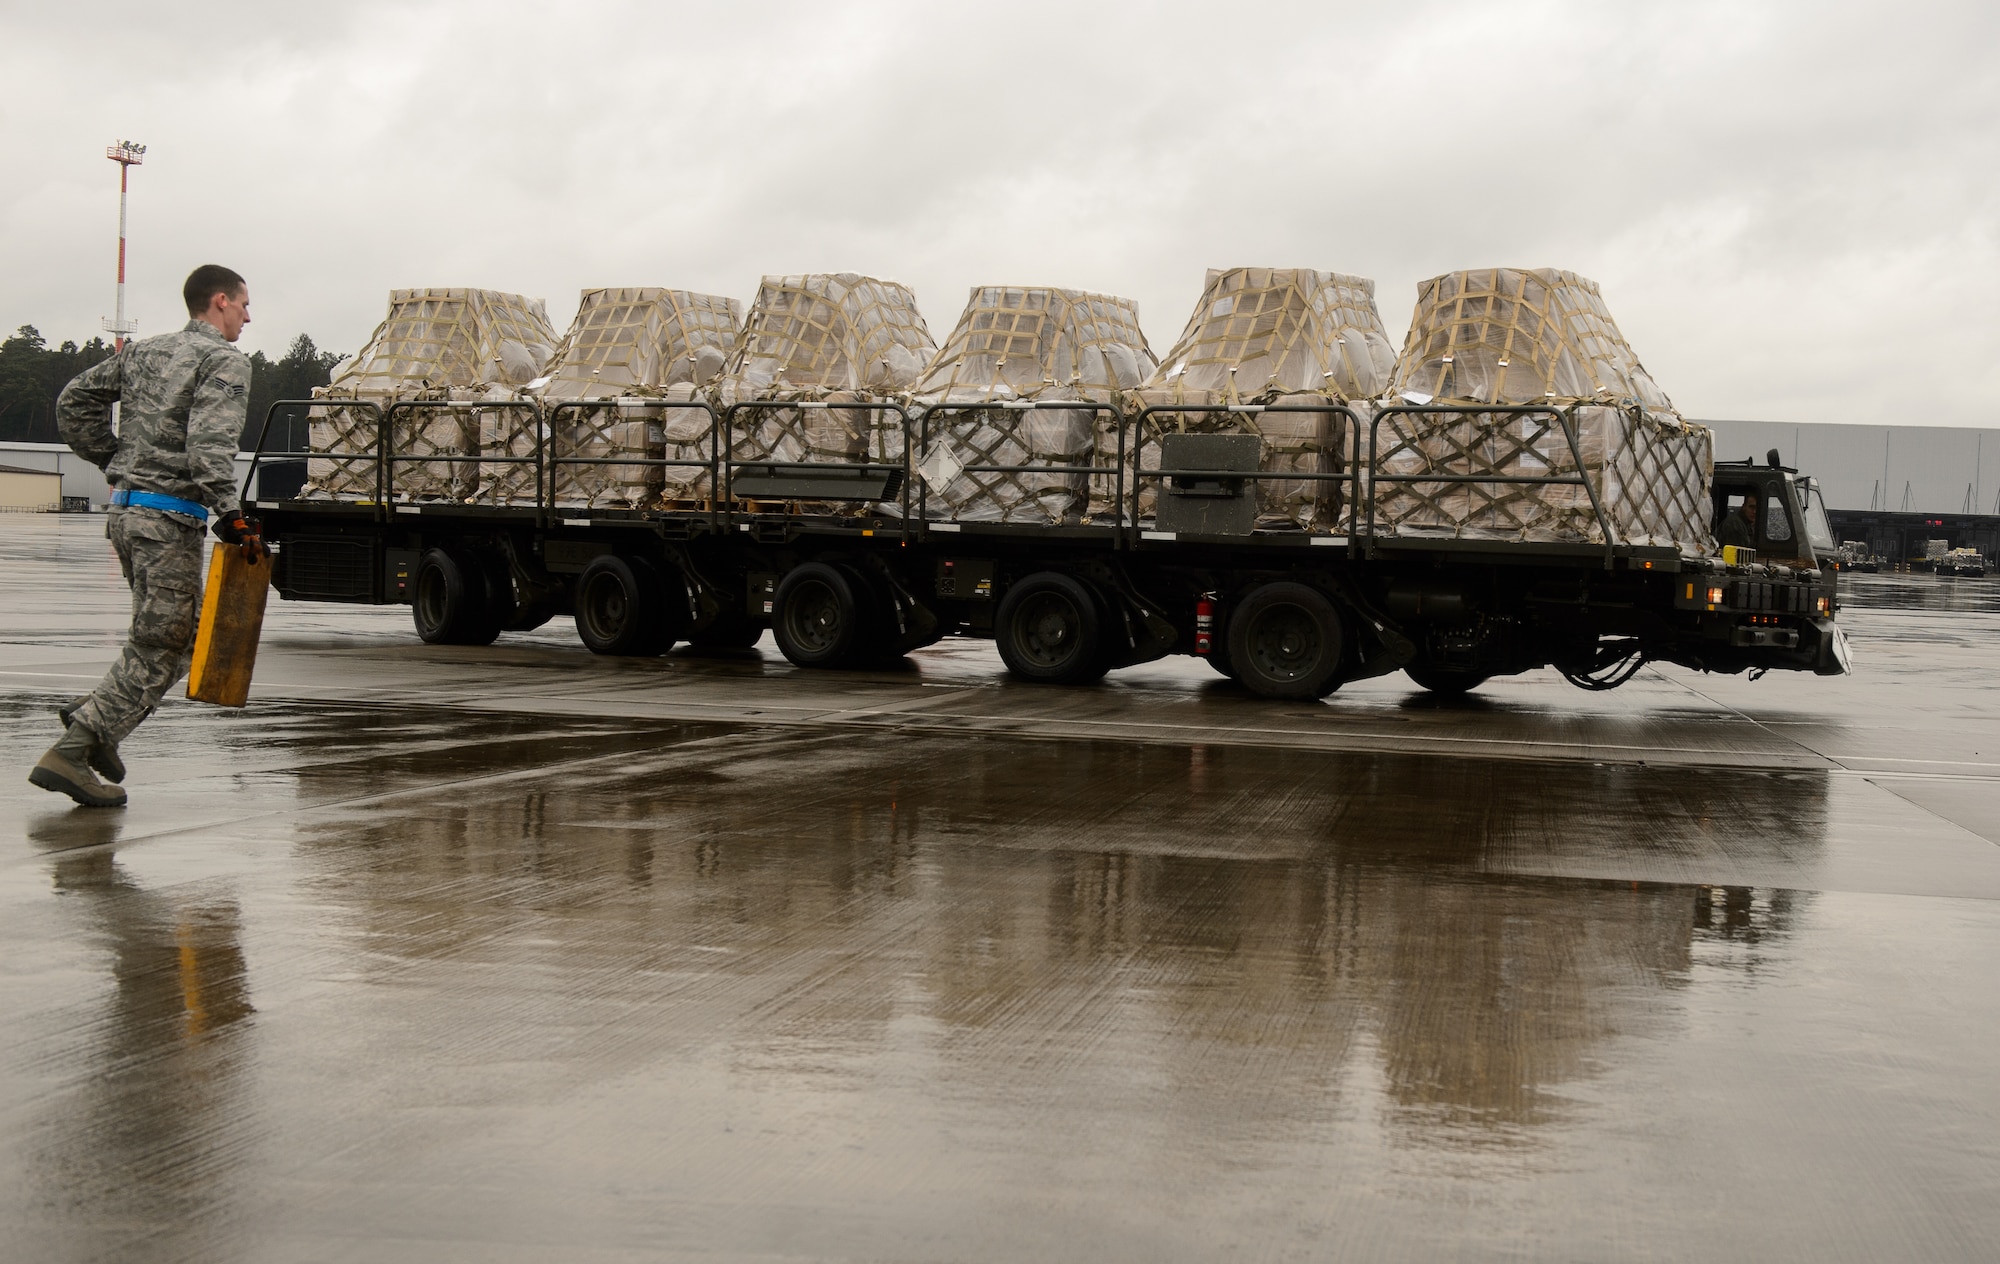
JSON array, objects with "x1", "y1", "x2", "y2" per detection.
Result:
[{"x1": 0, "y1": 325, "x2": 345, "y2": 452}]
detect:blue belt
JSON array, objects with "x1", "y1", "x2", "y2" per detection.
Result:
[{"x1": 111, "y1": 489, "x2": 210, "y2": 521}]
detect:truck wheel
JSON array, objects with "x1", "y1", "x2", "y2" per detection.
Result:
[
  {"x1": 688, "y1": 614, "x2": 764, "y2": 649},
  {"x1": 1227, "y1": 582, "x2": 1344, "y2": 700},
  {"x1": 1405, "y1": 663, "x2": 1490, "y2": 694},
  {"x1": 995, "y1": 572, "x2": 1109, "y2": 685},
  {"x1": 413, "y1": 548, "x2": 502, "y2": 647},
  {"x1": 575, "y1": 555, "x2": 678, "y2": 656},
  {"x1": 773, "y1": 562, "x2": 870, "y2": 667}
]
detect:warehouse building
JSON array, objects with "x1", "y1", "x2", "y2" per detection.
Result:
[{"x1": 0, "y1": 463, "x2": 65, "y2": 513}]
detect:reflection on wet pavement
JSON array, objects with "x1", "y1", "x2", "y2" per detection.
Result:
[
  {"x1": 281, "y1": 719, "x2": 1822, "y2": 1145},
  {"x1": 18, "y1": 817, "x2": 256, "y2": 1260},
  {"x1": 2, "y1": 516, "x2": 1998, "y2": 1261}
]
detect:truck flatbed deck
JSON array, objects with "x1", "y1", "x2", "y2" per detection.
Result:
[{"x1": 247, "y1": 399, "x2": 1849, "y2": 699}]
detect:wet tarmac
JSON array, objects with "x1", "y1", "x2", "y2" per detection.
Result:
[{"x1": 3, "y1": 515, "x2": 1998, "y2": 1261}]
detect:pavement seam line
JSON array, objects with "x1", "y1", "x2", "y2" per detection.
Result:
[
  {"x1": 1644, "y1": 669, "x2": 2000, "y2": 851},
  {"x1": 1636, "y1": 664, "x2": 1848, "y2": 767}
]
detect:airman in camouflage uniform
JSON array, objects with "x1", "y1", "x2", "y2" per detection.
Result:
[{"x1": 30, "y1": 264, "x2": 267, "y2": 808}]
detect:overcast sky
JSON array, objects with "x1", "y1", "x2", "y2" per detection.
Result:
[{"x1": 3, "y1": 0, "x2": 1995, "y2": 424}]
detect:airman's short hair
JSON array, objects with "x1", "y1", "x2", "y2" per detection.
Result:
[{"x1": 183, "y1": 264, "x2": 246, "y2": 316}]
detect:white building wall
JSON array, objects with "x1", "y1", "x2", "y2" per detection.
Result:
[{"x1": 1694, "y1": 421, "x2": 2000, "y2": 515}]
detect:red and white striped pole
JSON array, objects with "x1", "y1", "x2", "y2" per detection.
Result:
[{"x1": 104, "y1": 140, "x2": 145, "y2": 351}]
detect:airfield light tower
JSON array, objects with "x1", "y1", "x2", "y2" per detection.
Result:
[{"x1": 103, "y1": 140, "x2": 146, "y2": 350}]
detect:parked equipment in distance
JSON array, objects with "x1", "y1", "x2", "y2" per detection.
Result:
[
  {"x1": 1937, "y1": 547, "x2": 1987, "y2": 578},
  {"x1": 1835, "y1": 540, "x2": 1880, "y2": 573}
]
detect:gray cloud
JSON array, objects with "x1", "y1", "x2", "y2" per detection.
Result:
[{"x1": 2, "y1": 0, "x2": 1994, "y2": 423}]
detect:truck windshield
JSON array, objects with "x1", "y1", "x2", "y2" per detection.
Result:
[{"x1": 1804, "y1": 485, "x2": 1836, "y2": 553}]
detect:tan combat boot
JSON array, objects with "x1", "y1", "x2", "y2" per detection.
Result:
[
  {"x1": 56, "y1": 699, "x2": 126, "y2": 783},
  {"x1": 29, "y1": 722, "x2": 128, "y2": 808}
]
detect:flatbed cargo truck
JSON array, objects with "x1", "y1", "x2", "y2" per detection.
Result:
[{"x1": 245, "y1": 401, "x2": 1849, "y2": 700}]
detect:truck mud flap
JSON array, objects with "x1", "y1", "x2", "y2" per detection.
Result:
[
  {"x1": 1327, "y1": 580, "x2": 1416, "y2": 682},
  {"x1": 1077, "y1": 565, "x2": 1176, "y2": 668}
]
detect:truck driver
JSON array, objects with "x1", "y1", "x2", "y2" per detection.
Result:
[{"x1": 1717, "y1": 492, "x2": 1759, "y2": 551}]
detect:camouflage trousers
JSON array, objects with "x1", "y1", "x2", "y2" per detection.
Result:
[{"x1": 72, "y1": 508, "x2": 207, "y2": 746}]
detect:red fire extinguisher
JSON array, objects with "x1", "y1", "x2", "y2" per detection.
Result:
[{"x1": 1195, "y1": 593, "x2": 1216, "y2": 656}]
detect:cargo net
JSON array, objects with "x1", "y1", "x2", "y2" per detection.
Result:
[
  {"x1": 384, "y1": 386, "x2": 494, "y2": 504},
  {"x1": 305, "y1": 288, "x2": 557, "y2": 502},
  {"x1": 1370, "y1": 406, "x2": 1714, "y2": 549},
  {"x1": 1389, "y1": 267, "x2": 1675, "y2": 411},
  {"x1": 715, "y1": 274, "x2": 935, "y2": 511},
  {"x1": 913, "y1": 287, "x2": 1154, "y2": 524},
  {"x1": 303, "y1": 386, "x2": 380, "y2": 501},
  {"x1": 536, "y1": 288, "x2": 741, "y2": 509},
  {"x1": 1374, "y1": 269, "x2": 1711, "y2": 551},
  {"x1": 307, "y1": 385, "x2": 509, "y2": 504},
  {"x1": 1107, "y1": 268, "x2": 1394, "y2": 530}
]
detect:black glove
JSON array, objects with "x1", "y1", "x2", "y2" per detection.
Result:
[{"x1": 213, "y1": 512, "x2": 270, "y2": 565}]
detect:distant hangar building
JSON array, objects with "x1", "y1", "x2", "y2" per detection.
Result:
[
  {"x1": 1700, "y1": 419, "x2": 2000, "y2": 563},
  {"x1": 0, "y1": 464, "x2": 63, "y2": 513}
]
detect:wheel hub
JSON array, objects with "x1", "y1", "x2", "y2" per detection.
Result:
[
  {"x1": 1019, "y1": 595, "x2": 1081, "y2": 666},
  {"x1": 1252, "y1": 609, "x2": 1318, "y2": 679},
  {"x1": 789, "y1": 584, "x2": 841, "y2": 652}
]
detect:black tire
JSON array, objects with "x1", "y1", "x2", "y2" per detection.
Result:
[
  {"x1": 413, "y1": 548, "x2": 502, "y2": 647},
  {"x1": 1405, "y1": 663, "x2": 1490, "y2": 694},
  {"x1": 995, "y1": 572, "x2": 1110, "y2": 685},
  {"x1": 575, "y1": 555, "x2": 679, "y2": 656},
  {"x1": 773, "y1": 562, "x2": 870, "y2": 667},
  {"x1": 1226, "y1": 581, "x2": 1345, "y2": 700},
  {"x1": 687, "y1": 614, "x2": 764, "y2": 649}
]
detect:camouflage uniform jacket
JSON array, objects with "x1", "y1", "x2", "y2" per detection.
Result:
[{"x1": 58, "y1": 319, "x2": 250, "y2": 517}]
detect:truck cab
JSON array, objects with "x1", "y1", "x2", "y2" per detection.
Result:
[{"x1": 1711, "y1": 450, "x2": 1833, "y2": 569}]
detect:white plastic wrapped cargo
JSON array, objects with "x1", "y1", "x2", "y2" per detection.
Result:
[
  {"x1": 1374, "y1": 268, "x2": 1713, "y2": 552},
  {"x1": 531, "y1": 288, "x2": 741, "y2": 508},
  {"x1": 715, "y1": 274, "x2": 935, "y2": 489},
  {"x1": 305, "y1": 288, "x2": 557, "y2": 502},
  {"x1": 913, "y1": 286, "x2": 1154, "y2": 524},
  {"x1": 1110, "y1": 268, "x2": 1392, "y2": 530}
]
